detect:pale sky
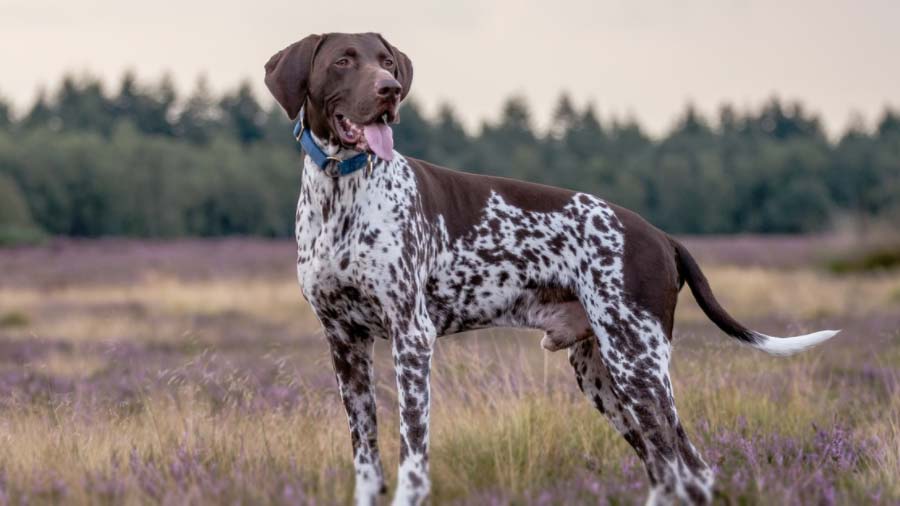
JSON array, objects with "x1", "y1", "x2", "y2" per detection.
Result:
[{"x1": 1, "y1": 0, "x2": 898, "y2": 136}]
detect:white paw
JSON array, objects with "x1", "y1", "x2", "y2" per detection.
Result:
[
  {"x1": 354, "y1": 464, "x2": 385, "y2": 506},
  {"x1": 391, "y1": 468, "x2": 429, "y2": 506}
]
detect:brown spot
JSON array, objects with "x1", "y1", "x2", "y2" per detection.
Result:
[{"x1": 409, "y1": 158, "x2": 574, "y2": 242}]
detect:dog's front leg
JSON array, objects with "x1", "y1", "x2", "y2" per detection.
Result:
[
  {"x1": 324, "y1": 322, "x2": 386, "y2": 505},
  {"x1": 390, "y1": 329, "x2": 435, "y2": 506}
]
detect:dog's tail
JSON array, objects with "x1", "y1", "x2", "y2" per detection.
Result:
[{"x1": 670, "y1": 238, "x2": 839, "y2": 355}]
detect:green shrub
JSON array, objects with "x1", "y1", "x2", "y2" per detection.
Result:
[
  {"x1": 0, "y1": 173, "x2": 47, "y2": 246},
  {"x1": 827, "y1": 246, "x2": 900, "y2": 274},
  {"x1": 0, "y1": 311, "x2": 29, "y2": 328}
]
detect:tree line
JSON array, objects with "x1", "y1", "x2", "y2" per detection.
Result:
[{"x1": 1, "y1": 73, "x2": 898, "y2": 244}]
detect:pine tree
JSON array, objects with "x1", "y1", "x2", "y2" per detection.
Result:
[
  {"x1": 430, "y1": 103, "x2": 469, "y2": 162},
  {"x1": 176, "y1": 75, "x2": 219, "y2": 144},
  {"x1": 549, "y1": 93, "x2": 578, "y2": 140},
  {"x1": 0, "y1": 93, "x2": 11, "y2": 129},
  {"x1": 23, "y1": 89, "x2": 54, "y2": 129},
  {"x1": 55, "y1": 74, "x2": 116, "y2": 134},
  {"x1": 220, "y1": 81, "x2": 265, "y2": 144}
]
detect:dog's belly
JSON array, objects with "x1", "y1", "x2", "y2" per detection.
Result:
[
  {"x1": 424, "y1": 245, "x2": 584, "y2": 337},
  {"x1": 424, "y1": 270, "x2": 595, "y2": 352},
  {"x1": 424, "y1": 277, "x2": 522, "y2": 335}
]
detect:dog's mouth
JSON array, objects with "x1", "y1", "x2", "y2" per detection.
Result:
[{"x1": 332, "y1": 110, "x2": 396, "y2": 161}]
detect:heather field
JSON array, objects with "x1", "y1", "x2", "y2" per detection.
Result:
[{"x1": 0, "y1": 237, "x2": 898, "y2": 505}]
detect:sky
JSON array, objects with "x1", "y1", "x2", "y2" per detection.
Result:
[{"x1": 1, "y1": 0, "x2": 898, "y2": 136}]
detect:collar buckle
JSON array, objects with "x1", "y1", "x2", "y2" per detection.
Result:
[{"x1": 324, "y1": 156, "x2": 343, "y2": 178}]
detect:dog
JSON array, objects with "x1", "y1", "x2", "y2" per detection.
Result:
[{"x1": 263, "y1": 32, "x2": 838, "y2": 506}]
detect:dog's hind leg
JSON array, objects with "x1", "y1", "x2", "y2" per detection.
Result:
[
  {"x1": 323, "y1": 320, "x2": 386, "y2": 505},
  {"x1": 572, "y1": 202, "x2": 712, "y2": 503},
  {"x1": 569, "y1": 329, "x2": 713, "y2": 505},
  {"x1": 568, "y1": 338, "x2": 632, "y2": 437}
]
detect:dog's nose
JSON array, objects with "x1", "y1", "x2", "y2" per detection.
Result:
[{"x1": 376, "y1": 78, "x2": 402, "y2": 99}]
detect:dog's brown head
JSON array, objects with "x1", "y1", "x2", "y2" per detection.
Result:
[{"x1": 264, "y1": 32, "x2": 413, "y2": 159}]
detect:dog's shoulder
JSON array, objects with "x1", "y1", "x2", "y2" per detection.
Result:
[
  {"x1": 405, "y1": 157, "x2": 575, "y2": 208},
  {"x1": 404, "y1": 156, "x2": 580, "y2": 241}
]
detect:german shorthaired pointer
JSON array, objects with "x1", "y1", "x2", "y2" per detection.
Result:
[{"x1": 264, "y1": 32, "x2": 838, "y2": 506}]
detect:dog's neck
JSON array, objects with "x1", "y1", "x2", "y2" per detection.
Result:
[{"x1": 297, "y1": 108, "x2": 398, "y2": 202}]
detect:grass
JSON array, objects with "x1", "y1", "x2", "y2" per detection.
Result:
[
  {"x1": 827, "y1": 246, "x2": 900, "y2": 274},
  {"x1": 0, "y1": 311, "x2": 29, "y2": 328},
  {"x1": 0, "y1": 237, "x2": 898, "y2": 504}
]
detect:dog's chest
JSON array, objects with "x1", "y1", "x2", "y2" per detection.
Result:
[{"x1": 295, "y1": 157, "x2": 417, "y2": 309}]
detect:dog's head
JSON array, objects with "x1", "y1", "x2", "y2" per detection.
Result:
[{"x1": 264, "y1": 32, "x2": 413, "y2": 159}]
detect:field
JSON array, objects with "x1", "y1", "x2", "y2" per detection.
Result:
[{"x1": 0, "y1": 236, "x2": 898, "y2": 505}]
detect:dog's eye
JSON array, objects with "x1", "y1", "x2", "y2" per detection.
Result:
[
  {"x1": 335, "y1": 58, "x2": 351, "y2": 68},
  {"x1": 383, "y1": 58, "x2": 394, "y2": 68}
]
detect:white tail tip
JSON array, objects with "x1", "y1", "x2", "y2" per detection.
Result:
[{"x1": 754, "y1": 329, "x2": 840, "y2": 356}]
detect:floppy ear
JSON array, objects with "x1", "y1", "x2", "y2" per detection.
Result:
[
  {"x1": 264, "y1": 34, "x2": 323, "y2": 120},
  {"x1": 376, "y1": 34, "x2": 414, "y2": 101}
]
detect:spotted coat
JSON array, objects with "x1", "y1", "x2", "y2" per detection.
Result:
[{"x1": 294, "y1": 131, "x2": 721, "y2": 505}]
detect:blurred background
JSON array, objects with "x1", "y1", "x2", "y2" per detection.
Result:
[
  {"x1": 0, "y1": 1, "x2": 899, "y2": 505},
  {"x1": 1, "y1": 0, "x2": 899, "y2": 243}
]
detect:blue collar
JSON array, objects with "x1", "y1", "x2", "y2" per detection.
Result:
[{"x1": 293, "y1": 120, "x2": 373, "y2": 176}]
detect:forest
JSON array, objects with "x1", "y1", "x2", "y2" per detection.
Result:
[{"x1": 1, "y1": 73, "x2": 898, "y2": 244}]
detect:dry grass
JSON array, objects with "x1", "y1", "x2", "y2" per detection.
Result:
[
  {"x1": 676, "y1": 266, "x2": 900, "y2": 323},
  {"x1": 0, "y1": 238, "x2": 898, "y2": 504}
]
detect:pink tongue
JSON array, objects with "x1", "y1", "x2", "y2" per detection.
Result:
[{"x1": 363, "y1": 123, "x2": 394, "y2": 161}]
